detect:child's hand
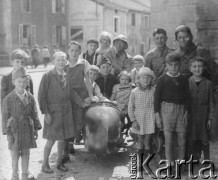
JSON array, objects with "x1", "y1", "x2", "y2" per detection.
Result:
[
  {"x1": 84, "y1": 97, "x2": 91, "y2": 104},
  {"x1": 111, "y1": 101, "x2": 118, "y2": 105},
  {"x1": 34, "y1": 130, "x2": 38, "y2": 140},
  {"x1": 207, "y1": 119, "x2": 212, "y2": 129},
  {"x1": 7, "y1": 117, "x2": 14, "y2": 128},
  {"x1": 7, "y1": 134, "x2": 14, "y2": 144},
  {"x1": 155, "y1": 113, "x2": 162, "y2": 130},
  {"x1": 156, "y1": 116, "x2": 162, "y2": 130},
  {"x1": 91, "y1": 96, "x2": 99, "y2": 102},
  {"x1": 132, "y1": 120, "x2": 140, "y2": 131},
  {"x1": 45, "y1": 113, "x2": 52, "y2": 125},
  {"x1": 83, "y1": 102, "x2": 90, "y2": 108}
]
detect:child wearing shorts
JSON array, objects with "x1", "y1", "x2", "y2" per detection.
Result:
[{"x1": 154, "y1": 53, "x2": 189, "y2": 174}]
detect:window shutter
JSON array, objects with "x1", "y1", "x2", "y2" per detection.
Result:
[
  {"x1": 62, "y1": 26, "x2": 66, "y2": 45},
  {"x1": 31, "y1": 25, "x2": 36, "y2": 46},
  {"x1": 52, "y1": 26, "x2": 57, "y2": 46},
  {"x1": 29, "y1": 0, "x2": 31, "y2": 13},
  {"x1": 52, "y1": 0, "x2": 55, "y2": 13},
  {"x1": 61, "y1": 0, "x2": 65, "y2": 14},
  {"x1": 19, "y1": 24, "x2": 23, "y2": 46}
]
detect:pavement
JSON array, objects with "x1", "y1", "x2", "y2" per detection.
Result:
[
  {"x1": 0, "y1": 64, "x2": 218, "y2": 179},
  {"x1": 0, "y1": 64, "x2": 54, "y2": 76}
]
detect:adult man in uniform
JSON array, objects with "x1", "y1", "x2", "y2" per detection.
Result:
[
  {"x1": 111, "y1": 34, "x2": 133, "y2": 76},
  {"x1": 145, "y1": 28, "x2": 173, "y2": 79}
]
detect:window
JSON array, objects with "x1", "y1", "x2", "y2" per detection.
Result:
[
  {"x1": 19, "y1": 24, "x2": 35, "y2": 46},
  {"x1": 52, "y1": 26, "x2": 67, "y2": 46},
  {"x1": 21, "y1": 0, "x2": 31, "y2": 13},
  {"x1": 144, "y1": 15, "x2": 149, "y2": 28},
  {"x1": 131, "y1": 13, "x2": 136, "y2": 26},
  {"x1": 140, "y1": 43, "x2": 145, "y2": 56},
  {"x1": 52, "y1": 0, "x2": 65, "y2": 14},
  {"x1": 70, "y1": 26, "x2": 83, "y2": 41},
  {"x1": 113, "y1": 16, "x2": 119, "y2": 33}
]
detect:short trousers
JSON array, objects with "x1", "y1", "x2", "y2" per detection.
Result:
[{"x1": 161, "y1": 102, "x2": 187, "y2": 133}]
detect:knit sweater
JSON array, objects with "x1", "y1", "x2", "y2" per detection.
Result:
[{"x1": 154, "y1": 73, "x2": 190, "y2": 113}]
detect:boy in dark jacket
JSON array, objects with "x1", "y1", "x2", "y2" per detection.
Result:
[
  {"x1": 95, "y1": 57, "x2": 118, "y2": 99},
  {"x1": 82, "y1": 39, "x2": 99, "y2": 65}
]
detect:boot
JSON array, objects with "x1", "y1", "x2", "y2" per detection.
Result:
[{"x1": 69, "y1": 143, "x2": 75, "y2": 155}]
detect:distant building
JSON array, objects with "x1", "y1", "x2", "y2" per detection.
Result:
[
  {"x1": 0, "y1": 0, "x2": 69, "y2": 66},
  {"x1": 150, "y1": 0, "x2": 218, "y2": 60},
  {"x1": 69, "y1": 0, "x2": 150, "y2": 56}
]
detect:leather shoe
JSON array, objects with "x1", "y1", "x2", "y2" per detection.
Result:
[
  {"x1": 57, "y1": 164, "x2": 68, "y2": 172},
  {"x1": 41, "y1": 164, "x2": 53, "y2": 174}
]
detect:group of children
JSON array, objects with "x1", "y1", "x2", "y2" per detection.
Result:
[{"x1": 1, "y1": 34, "x2": 216, "y2": 179}]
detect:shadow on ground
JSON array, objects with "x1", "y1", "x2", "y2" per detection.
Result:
[{"x1": 36, "y1": 145, "x2": 134, "y2": 180}]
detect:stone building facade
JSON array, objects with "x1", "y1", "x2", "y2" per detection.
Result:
[
  {"x1": 0, "y1": 0, "x2": 69, "y2": 66},
  {"x1": 69, "y1": 0, "x2": 150, "y2": 56}
]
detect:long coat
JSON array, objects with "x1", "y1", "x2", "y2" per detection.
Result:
[
  {"x1": 65, "y1": 61, "x2": 89, "y2": 134},
  {"x1": 188, "y1": 77, "x2": 215, "y2": 143},
  {"x1": 1, "y1": 72, "x2": 34, "y2": 108},
  {"x1": 2, "y1": 90, "x2": 41, "y2": 151},
  {"x1": 38, "y1": 69, "x2": 76, "y2": 140}
]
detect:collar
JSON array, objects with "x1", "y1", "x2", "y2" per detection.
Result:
[
  {"x1": 189, "y1": 75, "x2": 205, "y2": 82},
  {"x1": 51, "y1": 68, "x2": 66, "y2": 76},
  {"x1": 15, "y1": 89, "x2": 28, "y2": 97},
  {"x1": 55, "y1": 69, "x2": 66, "y2": 76},
  {"x1": 138, "y1": 85, "x2": 152, "y2": 91},
  {"x1": 166, "y1": 71, "x2": 180, "y2": 77},
  {"x1": 178, "y1": 42, "x2": 196, "y2": 54},
  {"x1": 156, "y1": 46, "x2": 167, "y2": 51},
  {"x1": 116, "y1": 50, "x2": 127, "y2": 58},
  {"x1": 67, "y1": 58, "x2": 84, "y2": 67},
  {"x1": 85, "y1": 51, "x2": 95, "y2": 56}
]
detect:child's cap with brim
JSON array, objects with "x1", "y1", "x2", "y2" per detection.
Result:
[
  {"x1": 133, "y1": 55, "x2": 144, "y2": 63},
  {"x1": 87, "y1": 39, "x2": 99, "y2": 46},
  {"x1": 138, "y1": 67, "x2": 156, "y2": 80},
  {"x1": 12, "y1": 66, "x2": 28, "y2": 81}
]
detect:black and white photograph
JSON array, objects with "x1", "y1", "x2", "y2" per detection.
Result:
[{"x1": 1, "y1": 0, "x2": 218, "y2": 179}]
